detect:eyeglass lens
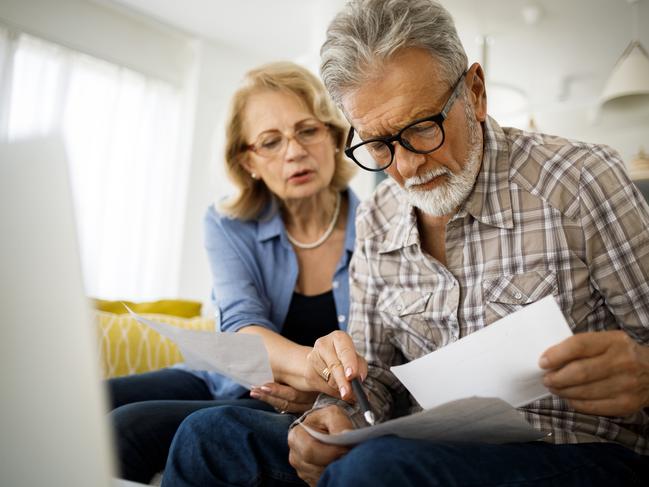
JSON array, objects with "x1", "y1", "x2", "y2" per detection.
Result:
[
  {"x1": 347, "y1": 120, "x2": 443, "y2": 170},
  {"x1": 253, "y1": 122, "x2": 327, "y2": 157}
]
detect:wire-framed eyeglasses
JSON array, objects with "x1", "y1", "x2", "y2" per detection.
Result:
[
  {"x1": 344, "y1": 72, "x2": 467, "y2": 171},
  {"x1": 246, "y1": 120, "x2": 330, "y2": 158}
]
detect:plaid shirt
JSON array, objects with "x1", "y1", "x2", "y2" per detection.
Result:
[{"x1": 315, "y1": 116, "x2": 649, "y2": 455}]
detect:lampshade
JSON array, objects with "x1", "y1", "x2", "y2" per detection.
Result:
[{"x1": 600, "y1": 41, "x2": 649, "y2": 109}]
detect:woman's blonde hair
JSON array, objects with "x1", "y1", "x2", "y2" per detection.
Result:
[{"x1": 220, "y1": 61, "x2": 356, "y2": 220}]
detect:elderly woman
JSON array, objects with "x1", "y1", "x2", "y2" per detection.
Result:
[{"x1": 107, "y1": 61, "x2": 358, "y2": 484}]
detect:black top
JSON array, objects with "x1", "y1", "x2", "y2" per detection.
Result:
[{"x1": 281, "y1": 290, "x2": 339, "y2": 346}]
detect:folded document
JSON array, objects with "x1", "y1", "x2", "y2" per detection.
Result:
[
  {"x1": 127, "y1": 308, "x2": 273, "y2": 388},
  {"x1": 303, "y1": 396, "x2": 545, "y2": 446}
]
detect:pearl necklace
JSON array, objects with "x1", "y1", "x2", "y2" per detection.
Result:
[{"x1": 286, "y1": 192, "x2": 341, "y2": 250}]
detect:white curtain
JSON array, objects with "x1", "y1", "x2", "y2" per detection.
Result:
[{"x1": 0, "y1": 27, "x2": 189, "y2": 300}]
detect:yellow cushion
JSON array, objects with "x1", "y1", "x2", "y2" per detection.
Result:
[
  {"x1": 95, "y1": 310, "x2": 215, "y2": 378},
  {"x1": 92, "y1": 299, "x2": 202, "y2": 318}
]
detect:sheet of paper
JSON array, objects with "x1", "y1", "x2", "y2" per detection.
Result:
[
  {"x1": 302, "y1": 397, "x2": 544, "y2": 446},
  {"x1": 391, "y1": 295, "x2": 573, "y2": 409},
  {"x1": 126, "y1": 308, "x2": 273, "y2": 388}
]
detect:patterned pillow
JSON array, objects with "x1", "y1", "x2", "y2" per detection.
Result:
[{"x1": 95, "y1": 310, "x2": 214, "y2": 378}]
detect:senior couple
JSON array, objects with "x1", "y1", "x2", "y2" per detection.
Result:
[{"x1": 115, "y1": 0, "x2": 649, "y2": 485}]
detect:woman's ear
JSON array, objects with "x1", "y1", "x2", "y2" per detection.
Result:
[
  {"x1": 238, "y1": 154, "x2": 257, "y2": 178},
  {"x1": 466, "y1": 62, "x2": 487, "y2": 122}
]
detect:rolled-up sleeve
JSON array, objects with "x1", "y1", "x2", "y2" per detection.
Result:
[{"x1": 204, "y1": 207, "x2": 279, "y2": 334}]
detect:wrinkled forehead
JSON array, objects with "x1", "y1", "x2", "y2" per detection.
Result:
[{"x1": 340, "y1": 48, "x2": 451, "y2": 138}]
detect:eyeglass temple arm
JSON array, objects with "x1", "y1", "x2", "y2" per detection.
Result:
[{"x1": 440, "y1": 73, "x2": 467, "y2": 119}]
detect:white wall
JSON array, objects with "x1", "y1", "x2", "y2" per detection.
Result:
[
  {"x1": 0, "y1": 0, "x2": 193, "y2": 86},
  {"x1": 536, "y1": 106, "x2": 649, "y2": 166},
  {"x1": 176, "y1": 41, "x2": 265, "y2": 307}
]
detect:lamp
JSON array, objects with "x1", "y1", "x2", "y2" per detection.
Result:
[{"x1": 600, "y1": 0, "x2": 649, "y2": 110}]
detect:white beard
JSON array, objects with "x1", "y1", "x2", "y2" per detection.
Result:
[{"x1": 403, "y1": 99, "x2": 482, "y2": 217}]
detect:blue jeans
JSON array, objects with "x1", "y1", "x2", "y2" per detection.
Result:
[
  {"x1": 106, "y1": 369, "x2": 273, "y2": 484},
  {"x1": 163, "y1": 406, "x2": 303, "y2": 487},
  {"x1": 163, "y1": 405, "x2": 649, "y2": 487}
]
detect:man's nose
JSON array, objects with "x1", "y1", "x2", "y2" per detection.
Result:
[{"x1": 393, "y1": 143, "x2": 427, "y2": 179}]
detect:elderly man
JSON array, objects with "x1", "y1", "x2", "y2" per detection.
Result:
[{"x1": 162, "y1": 1, "x2": 649, "y2": 486}]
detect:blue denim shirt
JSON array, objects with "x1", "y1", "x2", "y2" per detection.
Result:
[{"x1": 181, "y1": 189, "x2": 359, "y2": 398}]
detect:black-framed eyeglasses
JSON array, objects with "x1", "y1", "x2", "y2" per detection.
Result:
[{"x1": 344, "y1": 72, "x2": 466, "y2": 171}]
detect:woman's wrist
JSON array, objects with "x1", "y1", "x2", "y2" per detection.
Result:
[{"x1": 273, "y1": 344, "x2": 312, "y2": 389}]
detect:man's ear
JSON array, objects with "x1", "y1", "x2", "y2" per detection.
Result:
[{"x1": 466, "y1": 62, "x2": 487, "y2": 122}]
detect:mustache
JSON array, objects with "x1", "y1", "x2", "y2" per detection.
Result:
[{"x1": 404, "y1": 167, "x2": 452, "y2": 189}]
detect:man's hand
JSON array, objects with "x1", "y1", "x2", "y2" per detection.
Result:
[
  {"x1": 250, "y1": 383, "x2": 318, "y2": 414},
  {"x1": 304, "y1": 330, "x2": 368, "y2": 402},
  {"x1": 540, "y1": 330, "x2": 649, "y2": 416},
  {"x1": 288, "y1": 405, "x2": 352, "y2": 486}
]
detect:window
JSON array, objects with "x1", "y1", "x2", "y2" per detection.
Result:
[{"x1": 0, "y1": 26, "x2": 189, "y2": 300}]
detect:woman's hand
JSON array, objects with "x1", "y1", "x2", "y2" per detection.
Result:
[
  {"x1": 304, "y1": 330, "x2": 368, "y2": 402},
  {"x1": 250, "y1": 382, "x2": 319, "y2": 414}
]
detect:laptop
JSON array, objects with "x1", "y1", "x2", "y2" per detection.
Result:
[{"x1": 0, "y1": 137, "x2": 136, "y2": 486}]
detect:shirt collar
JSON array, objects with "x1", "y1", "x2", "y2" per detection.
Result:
[
  {"x1": 461, "y1": 116, "x2": 514, "y2": 230},
  {"x1": 344, "y1": 189, "x2": 360, "y2": 253},
  {"x1": 379, "y1": 194, "x2": 420, "y2": 253},
  {"x1": 256, "y1": 199, "x2": 284, "y2": 242}
]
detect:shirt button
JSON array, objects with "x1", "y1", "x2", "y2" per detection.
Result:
[
  {"x1": 514, "y1": 292, "x2": 523, "y2": 300},
  {"x1": 338, "y1": 315, "x2": 345, "y2": 323},
  {"x1": 395, "y1": 304, "x2": 403, "y2": 312},
  {"x1": 332, "y1": 280, "x2": 339, "y2": 289}
]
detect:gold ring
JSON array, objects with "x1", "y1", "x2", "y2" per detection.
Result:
[{"x1": 321, "y1": 367, "x2": 331, "y2": 381}]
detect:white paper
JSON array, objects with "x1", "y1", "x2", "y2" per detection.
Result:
[
  {"x1": 391, "y1": 295, "x2": 573, "y2": 409},
  {"x1": 302, "y1": 397, "x2": 544, "y2": 446},
  {"x1": 126, "y1": 308, "x2": 273, "y2": 388}
]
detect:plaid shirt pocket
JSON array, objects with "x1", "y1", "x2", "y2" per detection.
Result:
[
  {"x1": 378, "y1": 289, "x2": 452, "y2": 359},
  {"x1": 483, "y1": 270, "x2": 558, "y2": 323}
]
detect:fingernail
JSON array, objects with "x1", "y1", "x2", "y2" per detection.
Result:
[
  {"x1": 260, "y1": 386, "x2": 272, "y2": 393},
  {"x1": 340, "y1": 386, "x2": 347, "y2": 397},
  {"x1": 539, "y1": 356, "x2": 549, "y2": 368},
  {"x1": 345, "y1": 367, "x2": 353, "y2": 378},
  {"x1": 250, "y1": 391, "x2": 260, "y2": 398}
]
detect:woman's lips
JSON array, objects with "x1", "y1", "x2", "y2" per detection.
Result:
[{"x1": 288, "y1": 169, "x2": 315, "y2": 184}]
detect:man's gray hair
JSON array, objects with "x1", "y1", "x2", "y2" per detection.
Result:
[{"x1": 320, "y1": 0, "x2": 468, "y2": 106}]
